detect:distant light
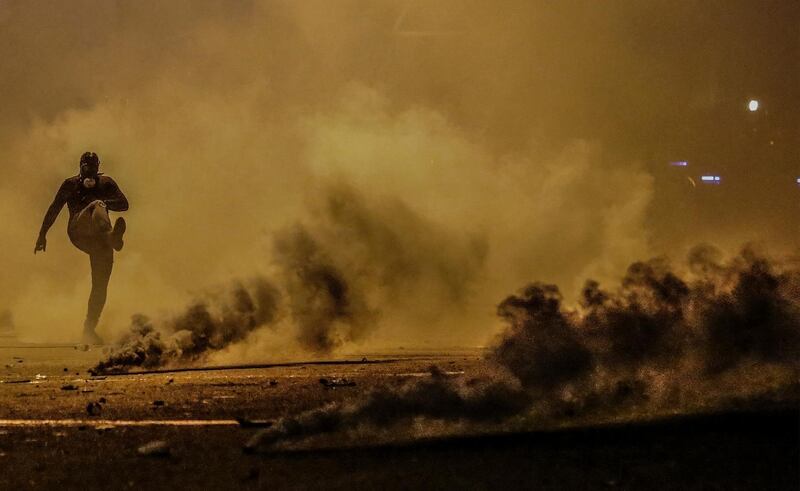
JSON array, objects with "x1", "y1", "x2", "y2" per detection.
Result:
[
  {"x1": 700, "y1": 175, "x2": 721, "y2": 184},
  {"x1": 796, "y1": 177, "x2": 800, "y2": 185},
  {"x1": 670, "y1": 161, "x2": 688, "y2": 167},
  {"x1": 748, "y1": 99, "x2": 759, "y2": 112}
]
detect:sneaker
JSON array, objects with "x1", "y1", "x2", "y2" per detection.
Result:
[{"x1": 110, "y1": 217, "x2": 126, "y2": 252}]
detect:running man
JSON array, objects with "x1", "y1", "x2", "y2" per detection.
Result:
[{"x1": 35, "y1": 152, "x2": 129, "y2": 344}]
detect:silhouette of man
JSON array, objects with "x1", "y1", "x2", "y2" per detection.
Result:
[{"x1": 35, "y1": 152, "x2": 129, "y2": 344}]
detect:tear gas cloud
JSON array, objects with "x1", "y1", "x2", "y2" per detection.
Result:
[
  {"x1": 247, "y1": 247, "x2": 800, "y2": 449},
  {"x1": 96, "y1": 182, "x2": 486, "y2": 370},
  {"x1": 93, "y1": 278, "x2": 280, "y2": 372},
  {"x1": 0, "y1": 1, "x2": 797, "y2": 354}
]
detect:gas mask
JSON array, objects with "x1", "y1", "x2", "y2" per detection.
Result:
[{"x1": 80, "y1": 163, "x2": 99, "y2": 189}]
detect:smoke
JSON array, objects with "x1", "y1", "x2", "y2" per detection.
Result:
[
  {"x1": 271, "y1": 223, "x2": 375, "y2": 354},
  {"x1": 272, "y1": 181, "x2": 488, "y2": 348},
  {"x1": 95, "y1": 181, "x2": 487, "y2": 369},
  {"x1": 93, "y1": 278, "x2": 280, "y2": 372},
  {"x1": 247, "y1": 246, "x2": 800, "y2": 450},
  {"x1": 245, "y1": 366, "x2": 529, "y2": 451},
  {"x1": 7, "y1": 1, "x2": 757, "y2": 347},
  {"x1": 0, "y1": 309, "x2": 13, "y2": 334},
  {"x1": 1, "y1": 1, "x2": 795, "y2": 381},
  {"x1": 493, "y1": 246, "x2": 800, "y2": 408}
]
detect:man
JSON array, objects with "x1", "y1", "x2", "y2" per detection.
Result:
[{"x1": 35, "y1": 152, "x2": 129, "y2": 344}]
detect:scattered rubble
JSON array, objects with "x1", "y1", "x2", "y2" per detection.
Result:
[
  {"x1": 319, "y1": 377, "x2": 356, "y2": 388},
  {"x1": 86, "y1": 402, "x2": 103, "y2": 416},
  {"x1": 137, "y1": 440, "x2": 170, "y2": 457}
]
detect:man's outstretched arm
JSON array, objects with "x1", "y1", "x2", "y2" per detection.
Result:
[
  {"x1": 103, "y1": 177, "x2": 129, "y2": 212},
  {"x1": 35, "y1": 182, "x2": 69, "y2": 253}
]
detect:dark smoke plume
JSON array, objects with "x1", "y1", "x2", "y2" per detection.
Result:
[
  {"x1": 272, "y1": 224, "x2": 376, "y2": 353},
  {"x1": 95, "y1": 184, "x2": 483, "y2": 371},
  {"x1": 92, "y1": 248, "x2": 371, "y2": 372},
  {"x1": 247, "y1": 246, "x2": 800, "y2": 450},
  {"x1": 245, "y1": 366, "x2": 529, "y2": 451},
  {"x1": 93, "y1": 278, "x2": 280, "y2": 372}
]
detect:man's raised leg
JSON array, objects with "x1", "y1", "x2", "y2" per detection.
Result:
[{"x1": 91, "y1": 200, "x2": 126, "y2": 251}]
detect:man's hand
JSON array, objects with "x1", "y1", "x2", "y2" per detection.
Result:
[{"x1": 34, "y1": 235, "x2": 47, "y2": 254}]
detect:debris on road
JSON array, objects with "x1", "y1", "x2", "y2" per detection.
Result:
[
  {"x1": 319, "y1": 377, "x2": 356, "y2": 388},
  {"x1": 137, "y1": 440, "x2": 170, "y2": 457},
  {"x1": 86, "y1": 401, "x2": 103, "y2": 416},
  {"x1": 235, "y1": 417, "x2": 273, "y2": 429},
  {"x1": 210, "y1": 381, "x2": 254, "y2": 387},
  {"x1": 61, "y1": 384, "x2": 78, "y2": 391}
]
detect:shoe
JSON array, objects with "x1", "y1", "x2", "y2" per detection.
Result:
[
  {"x1": 82, "y1": 329, "x2": 105, "y2": 346},
  {"x1": 111, "y1": 217, "x2": 126, "y2": 252}
]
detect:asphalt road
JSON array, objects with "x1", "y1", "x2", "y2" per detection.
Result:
[{"x1": 0, "y1": 345, "x2": 797, "y2": 490}]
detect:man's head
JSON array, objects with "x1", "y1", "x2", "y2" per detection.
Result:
[
  {"x1": 79, "y1": 152, "x2": 100, "y2": 189},
  {"x1": 79, "y1": 152, "x2": 100, "y2": 178}
]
